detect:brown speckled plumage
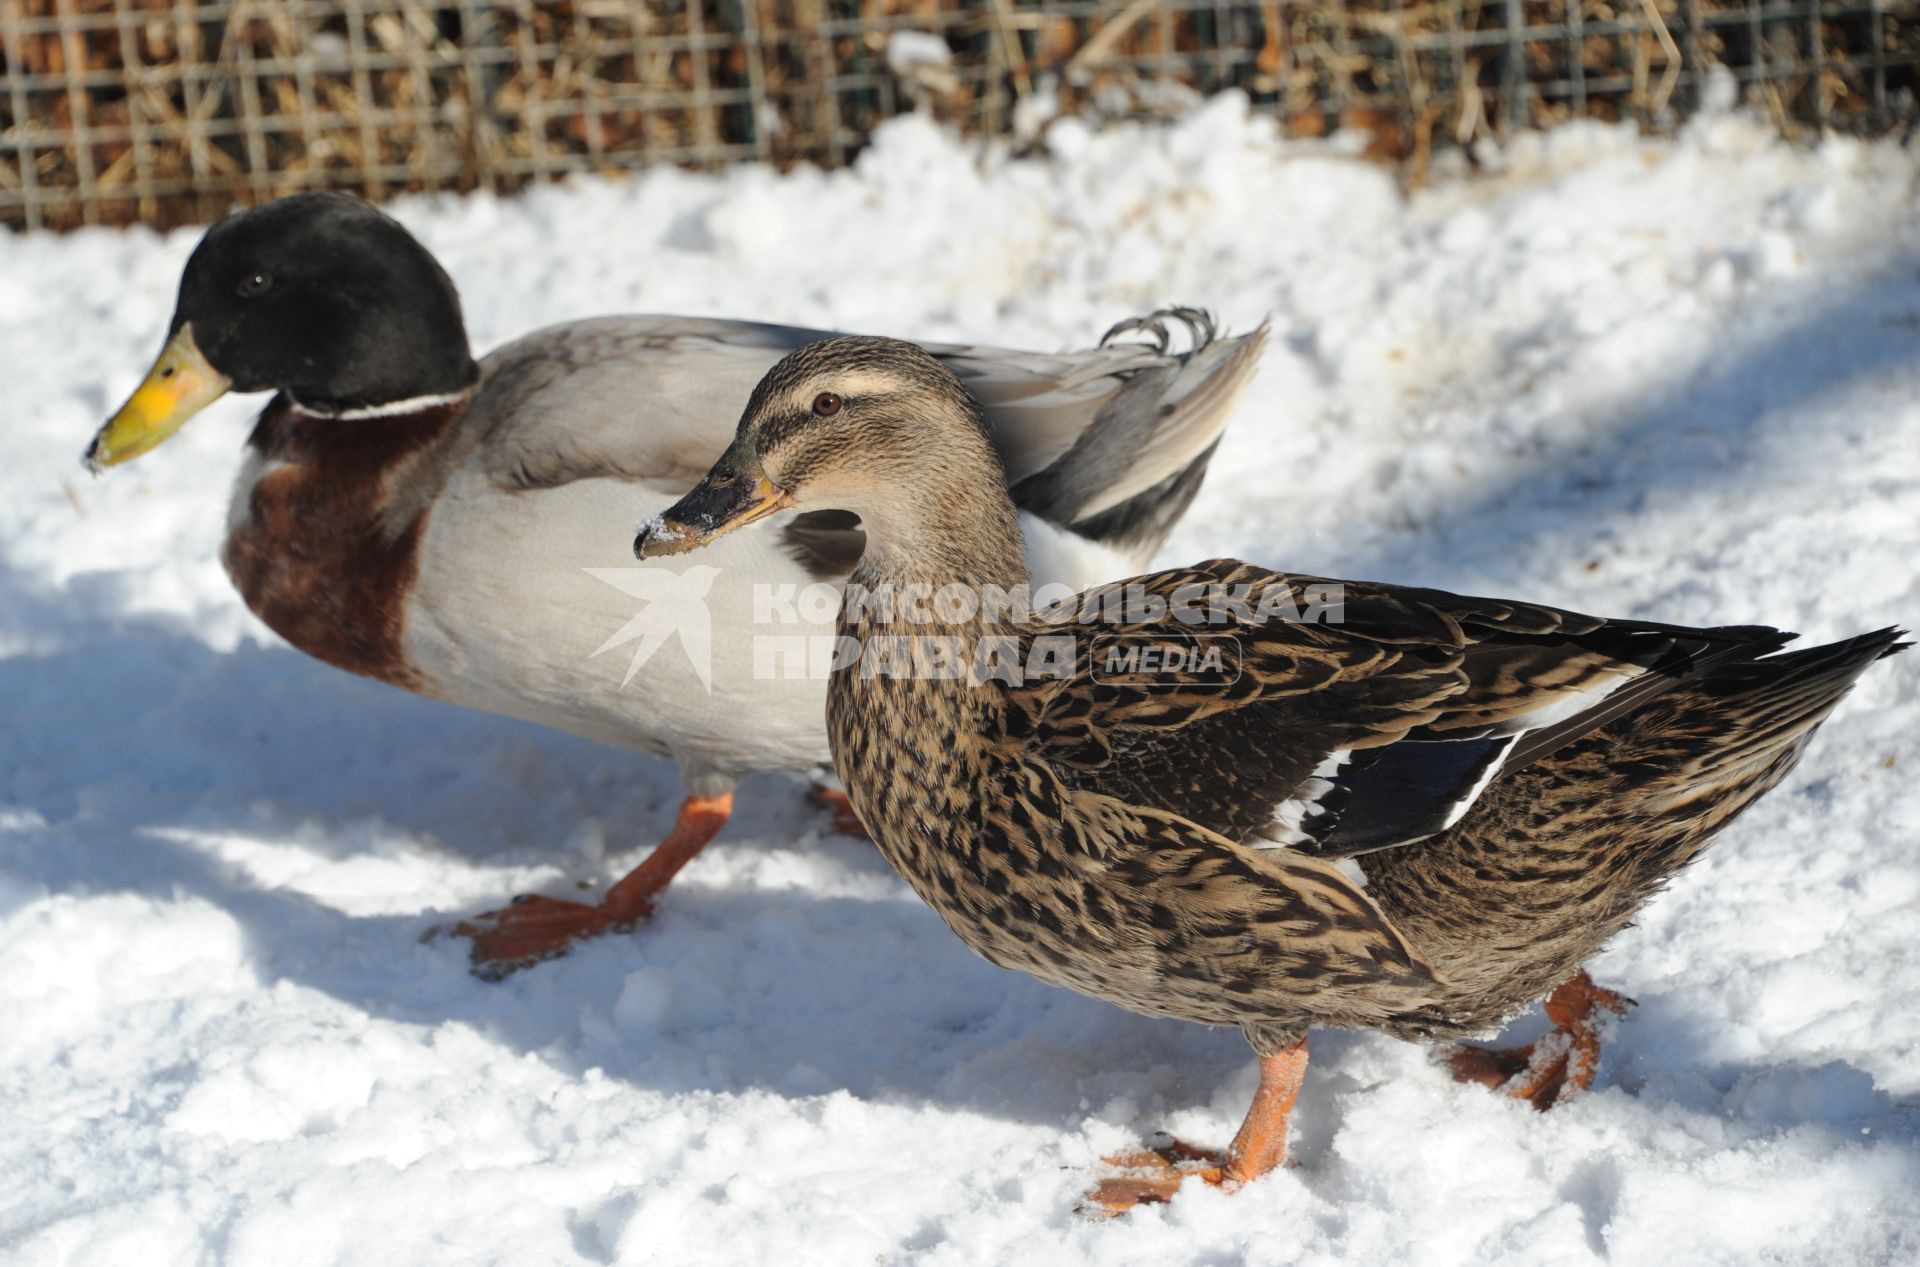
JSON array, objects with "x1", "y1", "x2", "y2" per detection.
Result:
[{"x1": 650, "y1": 335, "x2": 1908, "y2": 1210}]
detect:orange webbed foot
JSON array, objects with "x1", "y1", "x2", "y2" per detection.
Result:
[
  {"x1": 425, "y1": 892, "x2": 652, "y2": 981},
  {"x1": 426, "y1": 792, "x2": 733, "y2": 980},
  {"x1": 1085, "y1": 1139, "x2": 1234, "y2": 1215},
  {"x1": 1084, "y1": 1038, "x2": 1309, "y2": 1216},
  {"x1": 1448, "y1": 970, "x2": 1635, "y2": 1110},
  {"x1": 808, "y1": 785, "x2": 870, "y2": 839}
]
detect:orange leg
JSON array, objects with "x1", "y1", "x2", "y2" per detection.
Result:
[
  {"x1": 427, "y1": 792, "x2": 734, "y2": 980},
  {"x1": 1448, "y1": 969, "x2": 1635, "y2": 1110},
  {"x1": 807, "y1": 785, "x2": 870, "y2": 839},
  {"x1": 1087, "y1": 1037, "x2": 1309, "y2": 1215}
]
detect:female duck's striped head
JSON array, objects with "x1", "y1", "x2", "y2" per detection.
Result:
[
  {"x1": 85, "y1": 192, "x2": 479, "y2": 471},
  {"x1": 635, "y1": 336, "x2": 1007, "y2": 560}
]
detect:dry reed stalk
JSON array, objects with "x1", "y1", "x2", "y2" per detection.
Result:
[{"x1": 3, "y1": 0, "x2": 1915, "y2": 230}]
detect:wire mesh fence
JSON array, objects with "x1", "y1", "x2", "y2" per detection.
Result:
[{"x1": 4, "y1": 0, "x2": 1917, "y2": 231}]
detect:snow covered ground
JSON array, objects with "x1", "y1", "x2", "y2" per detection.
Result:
[{"x1": 4, "y1": 95, "x2": 1918, "y2": 1266}]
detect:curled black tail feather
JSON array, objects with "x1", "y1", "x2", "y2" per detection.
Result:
[
  {"x1": 1011, "y1": 310, "x2": 1267, "y2": 562},
  {"x1": 1100, "y1": 307, "x2": 1218, "y2": 354}
]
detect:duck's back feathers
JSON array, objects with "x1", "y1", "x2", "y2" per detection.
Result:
[
  {"x1": 472, "y1": 316, "x2": 811, "y2": 492},
  {"x1": 468, "y1": 310, "x2": 1264, "y2": 569},
  {"x1": 1005, "y1": 562, "x2": 1797, "y2": 859}
]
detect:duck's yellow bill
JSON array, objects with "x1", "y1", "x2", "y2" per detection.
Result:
[{"x1": 84, "y1": 324, "x2": 232, "y2": 472}]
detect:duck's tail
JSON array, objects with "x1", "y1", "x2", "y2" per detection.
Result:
[
  {"x1": 1629, "y1": 626, "x2": 1908, "y2": 824},
  {"x1": 980, "y1": 308, "x2": 1268, "y2": 570}
]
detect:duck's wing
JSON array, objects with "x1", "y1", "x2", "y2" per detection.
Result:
[
  {"x1": 470, "y1": 315, "x2": 820, "y2": 493},
  {"x1": 1005, "y1": 562, "x2": 1789, "y2": 858},
  {"x1": 1058, "y1": 793, "x2": 1445, "y2": 1026},
  {"x1": 469, "y1": 311, "x2": 1264, "y2": 570}
]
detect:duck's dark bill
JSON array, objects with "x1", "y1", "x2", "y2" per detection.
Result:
[
  {"x1": 634, "y1": 471, "x2": 792, "y2": 560},
  {"x1": 84, "y1": 324, "x2": 232, "y2": 473}
]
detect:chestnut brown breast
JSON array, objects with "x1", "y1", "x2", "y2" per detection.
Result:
[{"x1": 223, "y1": 397, "x2": 465, "y2": 692}]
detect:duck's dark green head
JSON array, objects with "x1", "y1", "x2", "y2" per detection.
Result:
[{"x1": 85, "y1": 191, "x2": 479, "y2": 471}]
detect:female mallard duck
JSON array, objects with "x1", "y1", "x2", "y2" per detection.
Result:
[
  {"x1": 639, "y1": 335, "x2": 1906, "y2": 1212},
  {"x1": 81, "y1": 192, "x2": 1266, "y2": 977}
]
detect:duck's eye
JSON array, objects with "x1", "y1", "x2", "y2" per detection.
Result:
[
  {"x1": 812, "y1": 392, "x2": 843, "y2": 418},
  {"x1": 236, "y1": 273, "x2": 272, "y2": 299}
]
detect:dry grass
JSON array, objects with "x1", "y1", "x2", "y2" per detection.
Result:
[{"x1": 3, "y1": 0, "x2": 1916, "y2": 230}]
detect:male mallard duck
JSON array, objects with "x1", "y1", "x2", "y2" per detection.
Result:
[
  {"x1": 639, "y1": 335, "x2": 1906, "y2": 1212},
  {"x1": 81, "y1": 192, "x2": 1266, "y2": 977}
]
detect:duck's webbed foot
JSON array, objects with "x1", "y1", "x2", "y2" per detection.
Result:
[
  {"x1": 807, "y1": 785, "x2": 870, "y2": 839},
  {"x1": 424, "y1": 792, "x2": 733, "y2": 980},
  {"x1": 1085, "y1": 1038, "x2": 1308, "y2": 1216},
  {"x1": 1447, "y1": 969, "x2": 1635, "y2": 1110},
  {"x1": 430, "y1": 893, "x2": 645, "y2": 980},
  {"x1": 1087, "y1": 1138, "x2": 1234, "y2": 1212}
]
